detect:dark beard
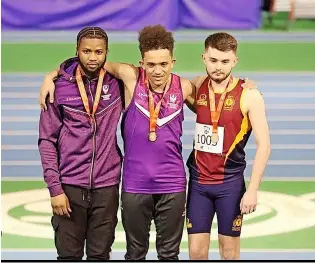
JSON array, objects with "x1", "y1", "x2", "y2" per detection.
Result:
[
  {"x1": 207, "y1": 68, "x2": 232, "y2": 84},
  {"x1": 78, "y1": 56, "x2": 106, "y2": 79}
]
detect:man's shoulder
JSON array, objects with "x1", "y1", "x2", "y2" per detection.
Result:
[
  {"x1": 179, "y1": 77, "x2": 191, "y2": 87},
  {"x1": 191, "y1": 75, "x2": 208, "y2": 93},
  {"x1": 53, "y1": 76, "x2": 77, "y2": 104},
  {"x1": 244, "y1": 88, "x2": 263, "y2": 100},
  {"x1": 54, "y1": 75, "x2": 75, "y2": 89},
  {"x1": 241, "y1": 88, "x2": 264, "y2": 113}
]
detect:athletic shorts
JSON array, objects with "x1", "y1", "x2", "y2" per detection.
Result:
[{"x1": 186, "y1": 179, "x2": 246, "y2": 237}]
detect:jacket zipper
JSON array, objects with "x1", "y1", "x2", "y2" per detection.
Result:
[
  {"x1": 88, "y1": 80, "x2": 96, "y2": 193},
  {"x1": 89, "y1": 115, "x2": 97, "y2": 192},
  {"x1": 64, "y1": 80, "x2": 99, "y2": 196}
]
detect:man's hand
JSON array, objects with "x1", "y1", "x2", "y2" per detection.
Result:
[
  {"x1": 51, "y1": 193, "x2": 72, "y2": 217},
  {"x1": 39, "y1": 77, "x2": 56, "y2": 111},
  {"x1": 240, "y1": 189, "x2": 257, "y2": 215},
  {"x1": 241, "y1": 78, "x2": 257, "y2": 90},
  {"x1": 39, "y1": 69, "x2": 59, "y2": 111}
]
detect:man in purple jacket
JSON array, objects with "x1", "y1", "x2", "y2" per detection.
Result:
[{"x1": 38, "y1": 27, "x2": 124, "y2": 261}]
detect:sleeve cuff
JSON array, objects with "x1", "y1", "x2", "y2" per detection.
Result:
[{"x1": 48, "y1": 184, "x2": 64, "y2": 197}]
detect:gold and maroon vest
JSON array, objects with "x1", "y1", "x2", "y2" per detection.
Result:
[{"x1": 188, "y1": 76, "x2": 252, "y2": 184}]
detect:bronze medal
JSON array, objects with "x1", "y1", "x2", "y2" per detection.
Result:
[
  {"x1": 211, "y1": 132, "x2": 219, "y2": 144},
  {"x1": 148, "y1": 131, "x2": 157, "y2": 142},
  {"x1": 146, "y1": 73, "x2": 170, "y2": 142}
]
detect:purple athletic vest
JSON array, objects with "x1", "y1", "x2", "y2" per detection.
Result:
[{"x1": 121, "y1": 68, "x2": 186, "y2": 194}]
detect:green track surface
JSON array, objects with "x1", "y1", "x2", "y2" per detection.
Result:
[
  {"x1": 2, "y1": 181, "x2": 315, "y2": 249},
  {"x1": 2, "y1": 42, "x2": 315, "y2": 72}
]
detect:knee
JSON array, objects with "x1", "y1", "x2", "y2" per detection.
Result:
[
  {"x1": 189, "y1": 246, "x2": 208, "y2": 260},
  {"x1": 220, "y1": 247, "x2": 238, "y2": 260}
]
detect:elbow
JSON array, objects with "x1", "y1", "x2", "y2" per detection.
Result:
[
  {"x1": 266, "y1": 144, "x2": 271, "y2": 158},
  {"x1": 256, "y1": 140, "x2": 271, "y2": 158}
]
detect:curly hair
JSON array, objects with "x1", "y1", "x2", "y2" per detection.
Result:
[
  {"x1": 204, "y1": 32, "x2": 238, "y2": 53},
  {"x1": 138, "y1": 25, "x2": 175, "y2": 57}
]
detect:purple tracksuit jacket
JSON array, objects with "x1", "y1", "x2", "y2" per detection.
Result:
[{"x1": 38, "y1": 57, "x2": 124, "y2": 197}]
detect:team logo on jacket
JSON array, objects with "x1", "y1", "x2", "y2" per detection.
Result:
[
  {"x1": 168, "y1": 94, "x2": 178, "y2": 109},
  {"x1": 101, "y1": 85, "x2": 111, "y2": 100},
  {"x1": 224, "y1": 95, "x2": 235, "y2": 111},
  {"x1": 197, "y1": 93, "x2": 207, "y2": 106}
]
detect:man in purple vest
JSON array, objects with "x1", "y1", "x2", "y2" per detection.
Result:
[{"x1": 38, "y1": 27, "x2": 124, "y2": 260}]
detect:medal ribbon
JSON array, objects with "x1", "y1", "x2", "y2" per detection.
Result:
[
  {"x1": 75, "y1": 65, "x2": 106, "y2": 119},
  {"x1": 146, "y1": 75, "x2": 169, "y2": 133},
  {"x1": 208, "y1": 76, "x2": 233, "y2": 135}
]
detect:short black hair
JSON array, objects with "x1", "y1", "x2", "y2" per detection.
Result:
[{"x1": 76, "y1": 27, "x2": 108, "y2": 50}]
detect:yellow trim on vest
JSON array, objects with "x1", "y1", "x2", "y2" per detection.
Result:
[
  {"x1": 224, "y1": 115, "x2": 249, "y2": 164},
  {"x1": 240, "y1": 87, "x2": 248, "y2": 117}
]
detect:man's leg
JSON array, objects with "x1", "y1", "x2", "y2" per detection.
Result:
[
  {"x1": 215, "y1": 179, "x2": 246, "y2": 260},
  {"x1": 187, "y1": 181, "x2": 215, "y2": 260},
  {"x1": 52, "y1": 184, "x2": 88, "y2": 261},
  {"x1": 218, "y1": 235, "x2": 241, "y2": 260},
  {"x1": 153, "y1": 191, "x2": 186, "y2": 260},
  {"x1": 85, "y1": 185, "x2": 119, "y2": 261},
  {"x1": 121, "y1": 192, "x2": 154, "y2": 260}
]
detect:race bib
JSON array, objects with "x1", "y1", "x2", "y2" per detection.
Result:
[{"x1": 194, "y1": 123, "x2": 224, "y2": 154}]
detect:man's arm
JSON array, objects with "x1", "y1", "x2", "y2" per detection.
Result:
[
  {"x1": 38, "y1": 98, "x2": 71, "y2": 217},
  {"x1": 240, "y1": 89, "x2": 271, "y2": 214},
  {"x1": 181, "y1": 78, "x2": 196, "y2": 113},
  {"x1": 104, "y1": 61, "x2": 138, "y2": 82},
  {"x1": 39, "y1": 68, "x2": 59, "y2": 111},
  {"x1": 39, "y1": 62, "x2": 139, "y2": 110},
  {"x1": 104, "y1": 62, "x2": 139, "y2": 108},
  {"x1": 183, "y1": 76, "x2": 207, "y2": 113},
  {"x1": 38, "y1": 98, "x2": 63, "y2": 197}
]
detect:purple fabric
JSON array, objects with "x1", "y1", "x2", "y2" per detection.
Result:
[
  {"x1": 180, "y1": 0, "x2": 262, "y2": 29},
  {"x1": 1, "y1": 0, "x2": 180, "y2": 30},
  {"x1": 121, "y1": 68, "x2": 186, "y2": 194},
  {"x1": 186, "y1": 180, "x2": 246, "y2": 236},
  {"x1": 2, "y1": 0, "x2": 260, "y2": 30},
  {"x1": 38, "y1": 57, "x2": 124, "y2": 196}
]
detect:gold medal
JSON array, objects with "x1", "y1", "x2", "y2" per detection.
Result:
[{"x1": 149, "y1": 131, "x2": 157, "y2": 142}]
